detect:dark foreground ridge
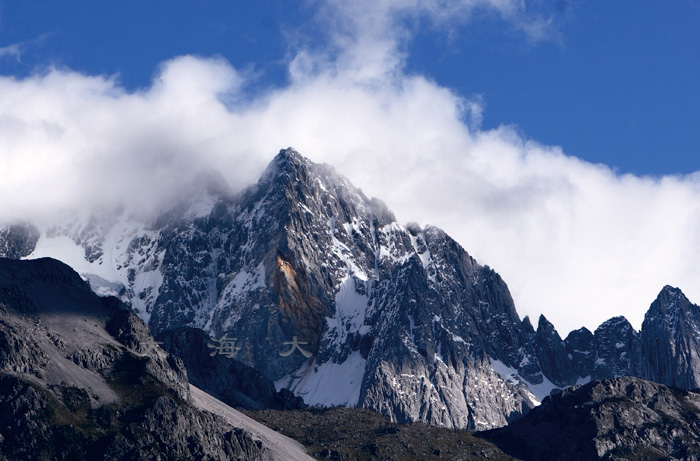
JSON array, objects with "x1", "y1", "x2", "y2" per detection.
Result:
[
  {"x1": 156, "y1": 326, "x2": 305, "y2": 411},
  {"x1": 480, "y1": 376, "x2": 700, "y2": 461},
  {"x1": 0, "y1": 257, "x2": 269, "y2": 460},
  {"x1": 244, "y1": 406, "x2": 514, "y2": 460}
]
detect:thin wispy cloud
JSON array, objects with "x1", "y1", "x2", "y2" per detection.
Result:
[
  {"x1": 0, "y1": 34, "x2": 52, "y2": 62},
  {"x1": 0, "y1": 42, "x2": 22, "y2": 61},
  {"x1": 1, "y1": 1, "x2": 698, "y2": 335}
]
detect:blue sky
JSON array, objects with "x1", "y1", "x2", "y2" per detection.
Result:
[
  {"x1": 2, "y1": 1, "x2": 698, "y2": 176},
  {"x1": 1, "y1": 1, "x2": 699, "y2": 334}
]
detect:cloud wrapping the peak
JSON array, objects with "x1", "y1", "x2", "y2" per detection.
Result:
[
  {"x1": 0, "y1": 56, "x2": 248, "y2": 221},
  {"x1": 1, "y1": 0, "x2": 698, "y2": 334}
]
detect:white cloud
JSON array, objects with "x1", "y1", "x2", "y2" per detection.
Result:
[{"x1": 1, "y1": 1, "x2": 698, "y2": 335}]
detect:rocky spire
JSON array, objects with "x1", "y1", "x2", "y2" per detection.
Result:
[{"x1": 632, "y1": 286, "x2": 700, "y2": 389}]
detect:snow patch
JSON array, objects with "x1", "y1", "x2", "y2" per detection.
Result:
[
  {"x1": 278, "y1": 351, "x2": 367, "y2": 407},
  {"x1": 25, "y1": 218, "x2": 166, "y2": 324},
  {"x1": 490, "y1": 359, "x2": 559, "y2": 405},
  {"x1": 332, "y1": 275, "x2": 369, "y2": 337},
  {"x1": 82, "y1": 273, "x2": 125, "y2": 298}
]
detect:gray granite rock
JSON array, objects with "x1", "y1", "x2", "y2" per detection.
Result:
[
  {"x1": 564, "y1": 327, "x2": 595, "y2": 380},
  {"x1": 7, "y1": 149, "x2": 700, "y2": 432},
  {"x1": 0, "y1": 222, "x2": 40, "y2": 259},
  {"x1": 0, "y1": 257, "x2": 272, "y2": 460},
  {"x1": 632, "y1": 285, "x2": 700, "y2": 390},
  {"x1": 592, "y1": 316, "x2": 637, "y2": 380},
  {"x1": 481, "y1": 376, "x2": 700, "y2": 460},
  {"x1": 532, "y1": 315, "x2": 575, "y2": 388}
]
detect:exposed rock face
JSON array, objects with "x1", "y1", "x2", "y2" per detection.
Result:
[
  {"x1": 564, "y1": 327, "x2": 595, "y2": 380},
  {"x1": 185, "y1": 150, "x2": 544, "y2": 429},
  {"x1": 633, "y1": 285, "x2": 700, "y2": 390},
  {"x1": 5, "y1": 149, "x2": 549, "y2": 429},
  {"x1": 480, "y1": 376, "x2": 700, "y2": 461},
  {"x1": 6, "y1": 148, "x2": 700, "y2": 430},
  {"x1": 519, "y1": 289, "x2": 693, "y2": 393},
  {"x1": 0, "y1": 222, "x2": 40, "y2": 259},
  {"x1": 0, "y1": 257, "x2": 271, "y2": 460},
  {"x1": 156, "y1": 326, "x2": 305, "y2": 410},
  {"x1": 592, "y1": 316, "x2": 637, "y2": 380},
  {"x1": 0, "y1": 374, "x2": 268, "y2": 461},
  {"x1": 361, "y1": 356, "x2": 532, "y2": 430},
  {"x1": 532, "y1": 315, "x2": 576, "y2": 388}
]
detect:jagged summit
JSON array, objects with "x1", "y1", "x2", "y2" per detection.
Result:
[
  {"x1": 249, "y1": 147, "x2": 393, "y2": 227},
  {"x1": 260, "y1": 147, "x2": 313, "y2": 182},
  {"x1": 647, "y1": 285, "x2": 690, "y2": 314},
  {"x1": 634, "y1": 285, "x2": 700, "y2": 389},
  {"x1": 591, "y1": 315, "x2": 637, "y2": 379},
  {"x1": 661, "y1": 284, "x2": 682, "y2": 294},
  {"x1": 531, "y1": 314, "x2": 573, "y2": 388},
  {"x1": 275, "y1": 146, "x2": 308, "y2": 165},
  {"x1": 642, "y1": 285, "x2": 699, "y2": 341}
]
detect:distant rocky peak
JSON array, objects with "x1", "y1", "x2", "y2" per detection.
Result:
[
  {"x1": 251, "y1": 148, "x2": 395, "y2": 230},
  {"x1": 595, "y1": 315, "x2": 635, "y2": 333},
  {"x1": 533, "y1": 314, "x2": 573, "y2": 387},
  {"x1": 260, "y1": 147, "x2": 315, "y2": 185},
  {"x1": 592, "y1": 315, "x2": 637, "y2": 379},
  {"x1": 644, "y1": 285, "x2": 699, "y2": 338},
  {"x1": 536, "y1": 314, "x2": 559, "y2": 338},
  {"x1": 564, "y1": 327, "x2": 593, "y2": 352},
  {"x1": 368, "y1": 197, "x2": 396, "y2": 227},
  {"x1": 649, "y1": 285, "x2": 690, "y2": 314},
  {"x1": 0, "y1": 222, "x2": 40, "y2": 259},
  {"x1": 634, "y1": 285, "x2": 700, "y2": 389},
  {"x1": 276, "y1": 146, "x2": 307, "y2": 165}
]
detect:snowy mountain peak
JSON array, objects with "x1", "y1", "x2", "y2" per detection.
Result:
[
  {"x1": 18, "y1": 149, "x2": 541, "y2": 428},
  {"x1": 274, "y1": 146, "x2": 308, "y2": 167},
  {"x1": 260, "y1": 147, "x2": 316, "y2": 185},
  {"x1": 6, "y1": 148, "x2": 700, "y2": 431}
]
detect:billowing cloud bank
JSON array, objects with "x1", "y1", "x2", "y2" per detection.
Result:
[{"x1": 2, "y1": 0, "x2": 699, "y2": 334}]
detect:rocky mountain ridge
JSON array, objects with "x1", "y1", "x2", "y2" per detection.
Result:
[
  {"x1": 481, "y1": 376, "x2": 700, "y2": 460},
  {"x1": 2, "y1": 148, "x2": 700, "y2": 431},
  {"x1": 0, "y1": 256, "x2": 277, "y2": 460}
]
